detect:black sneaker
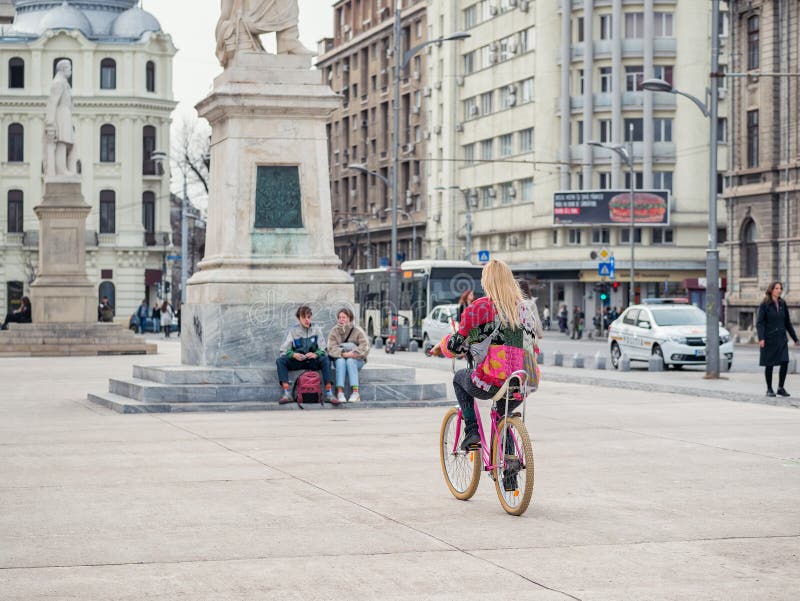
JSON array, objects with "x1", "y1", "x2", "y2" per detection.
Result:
[
  {"x1": 777, "y1": 388, "x2": 791, "y2": 397},
  {"x1": 766, "y1": 388, "x2": 777, "y2": 397},
  {"x1": 460, "y1": 432, "x2": 481, "y2": 452}
]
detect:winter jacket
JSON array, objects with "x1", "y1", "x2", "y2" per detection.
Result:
[
  {"x1": 160, "y1": 304, "x2": 174, "y2": 327},
  {"x1": 327, "y1": 323, "x2": 370, "y2": 362},
  {"x1": 279, "y1": 322, "x2": 328, "y2": 358},
  {"x1": 757, "y1": 299, "x2": 798, "y2": 367}
]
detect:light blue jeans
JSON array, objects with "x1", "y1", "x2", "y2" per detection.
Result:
[{"x1": 335, "y1": 357, "x2": 364, "y2": 389}]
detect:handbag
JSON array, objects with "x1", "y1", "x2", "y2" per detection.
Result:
[{"x1": 469, "y1": 318, "x2": 502, "y2": 366}]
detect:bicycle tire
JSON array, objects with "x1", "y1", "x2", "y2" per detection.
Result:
[
  {"x1": 439, "y1": 407, "x2": 481, "y2": 500},
  {"x1": 491, "y1": 416, "x2": 534, "y2": 516}
]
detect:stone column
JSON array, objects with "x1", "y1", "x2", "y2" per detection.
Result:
[
  {"x1": 29, "y1": 178, "x2": 96, "y2": 323},
  {"x1": 183, "y1": 52, "x2": 353, "y2": 367}
]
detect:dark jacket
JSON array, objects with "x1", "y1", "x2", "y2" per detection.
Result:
[
  {"x1": 16, "y1": 304, "x2": 32, "y2": 323},
  {"x1": 757, "y1": 299, "x2": 798, "y2": 367}
]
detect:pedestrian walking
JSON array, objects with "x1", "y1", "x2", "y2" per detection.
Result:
[
  {"x1": 757, "y1": 281, "x2": 799, "y2": 397},
  {"x1": 160, "y1": 300, "x2": 174, "y2": 338}
]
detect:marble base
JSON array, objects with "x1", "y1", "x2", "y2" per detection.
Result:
[{"x1": 0, "y1": 323, "x2": 156, "y2": 357}]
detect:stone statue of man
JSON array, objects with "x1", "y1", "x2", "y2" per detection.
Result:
[
  {"x1": 45, "y1": 59, "x2": 77, "y2": 178},
  {"x1": 215, "y1": 0, "x2": 313, "y2": 67}
]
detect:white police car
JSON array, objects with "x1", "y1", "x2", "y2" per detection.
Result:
[{"x1": 608, "y1": 301, "x2": 734, "y2": 370}]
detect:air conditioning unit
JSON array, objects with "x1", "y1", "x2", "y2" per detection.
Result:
[
  {"x1": 508, "y1": 40, "x2": 518, "y2": 54},
  {"x1": 411, "y1": 105, "x2": 421, "y2": 115},
  {"x1": 718, "y1": 88, "x2": 728, "y2": 100},
  {"x1": 434, "y1": 80, "x2": 442, "y2": 90},
  {"x1": 489, "y1": 5, "x2": 498, "y2": 16},
  {"x1": 343, "y1": 64, "x2": 350, "y2": 73},
  {"x1": 412, "y1": 175, "x2": 420, "y2": 185},
  {"x1": 424, "y1": 131, "x2": 431, "y2": 140},
  {"x1": 343, "y1": 24, "x2": 351, "y2": 33},
  {"x1": 508, "y1": 235, "x2": 519, "y2": 248},
  {"x1": 433, "y1": 213, "x2": 442, "y2": 223},
  {"x1": 433, "y1": 125, "x2": 442, "y2": 134},
  {"x1": 456, "y1": 76, "x2": 465, "y2": 86},
  {"x1": 509, "y1": 187, "x2": 517, "y2": 197},
  {"x1": 405, "y1": 190, "x2": 413, "y2": 205},
  {"x1": 469, "y1": 105, "x2": 479, "y2": 117},
  {"x1": 361, "y1": 119, "x2": 368, "y2": 128},
  {"x1": 488, "y1": 51, "x2": 497, "y2": 64},
  {"x1": 455, "y1": 123, "x2": 464, "y2": 132},
  {"x1": 412, "y1": 70, "x2": 421, "y2": 80},
  {"x1": 509, "y1": 0, "x2": 518, "y2": 6},
  {"x1": 508, "y1": 95, "x2": 517, "y2": 106},
  {"x1": 507, "y1": 84, "x2": 517, "y2": 94},
  {"x1": 423, "y1": 86, "x2": 432, "y2": 97},
  {"x1": 350, "y1": 189, "x2": 358, "y2": 197},
  {"x1": 488, "y1": 188, "x2": 496, "y2": 198},
  {"x1": 403, "y1": 143, "x2": 416, "y2": 153},
  {"x1": 489, "y1": 41, "x2": 499, "y2": 52},
  {"x1": 520, "y1": 0, "x2": 529, "y2": 12}
]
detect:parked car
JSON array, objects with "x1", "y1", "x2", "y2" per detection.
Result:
[
  {"x1": 422, "y1": 304, "x2": 459, "y2": 352},
  {"x1": 608, "y1": 302, "x2": 734, "y2": 370}
]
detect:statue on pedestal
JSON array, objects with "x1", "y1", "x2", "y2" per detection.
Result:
[
  {"x1": 215, "y1": 0, "x2": 314, "y2": 67},
  {"x1": 45, "y1": 59, "x2": 78, "y2": 178}
]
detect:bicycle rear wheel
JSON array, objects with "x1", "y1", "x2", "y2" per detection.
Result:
[
  {"x1": 491, "y1": 416, "x2": 534, "y2": 516},
  {"x1": 439, "y1": 407, "x2": 481, "y2": 500}
]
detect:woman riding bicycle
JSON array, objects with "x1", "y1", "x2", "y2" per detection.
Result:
[{"x1": 442, "y1": 259, "x2": 541, "y2": 452}]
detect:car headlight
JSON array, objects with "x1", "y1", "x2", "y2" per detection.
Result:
[
  {"x1": 668, "y1": 336, "x2": 687, "y2": 344},
  {"x1": 720, "y1": 333, "x2": 731, "y2": 344}
]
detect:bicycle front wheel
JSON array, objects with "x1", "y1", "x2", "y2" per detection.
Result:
[
  {"x1": 492, "y1": 416, "x2": 534, "y2": 516},
  {"x1": 439, "y1": 407, "x2": 481, "y2": 500}
]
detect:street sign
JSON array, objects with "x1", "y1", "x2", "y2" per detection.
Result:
[
  {"x1": 599, "y1": 247, "x2": 610, "y2": 260},
  {"x1": 598, "y1": 262, "x2": 614, "y2": 277},
  {"x1": 166, "y1": 255, "x2": 182, "y2": 261},
  {"x1": 477, "y1": 250, "x2": 490, "y2": 263}
]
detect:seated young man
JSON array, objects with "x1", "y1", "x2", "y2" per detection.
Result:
[{"x1": 276, "y1": 305, "x2": 335, "y2": 404}]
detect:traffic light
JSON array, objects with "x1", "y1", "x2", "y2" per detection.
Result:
[{"x1": 612, "y1": 281, "x2": 620, "y2": 291}]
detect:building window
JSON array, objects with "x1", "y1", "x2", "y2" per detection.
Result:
[
  {"x1": 518, "y1": 26, "x2": 535, "y2": 53},
  {"x1": 577, "y1": 69, "x2": 584, "y2": 95},
  {"x1": 625, "y1": 12, "x2": 644, "y2": 38},
  {"x1": 146, "y1": 61, "x2": 156, "y2": 92},
  {"x1": 463, "y1": 96, "x2": 477, "y2": 119},
  {"x1": 717, "y1": 117, "x2": 727, "y2": 142},
  {"x1": 480, "y1": 91, "x2": 493, "y2": 115},
  {"x1": 501, "y1": 182, "x2": 514, "y2": 204},
  {"x1": 142, "y1": 191, "x2": 155, "y2": 236},
  {"x1": 519, "y1": 77, "x2": 534, "y2": 103},
  {"x1": 599, "y1": 119, "x2": 611, "y2": 143},
  {"x1": 654, "y1": 118, "x2": 673, "y2": 142},
  {"x1": 553, "y1": 230, "x2": 558, "y2": 244},
  {"x1": 53, "y1": 57, "x2": 72, "y2": 85},
  {"x1": 600, "y1": 15, "x2": 612, "y2": 40},
  {"x1": 7, "y1": 123, "x2": 23, "y2": 162},
  {"x1": 652, "y1": 228, "x2": 674, "y2": 245},
  {"x1": 463, "y1": 51, "x2": 475, "y2": 75},
  {"x1": 7, "y1": 189, "x2": 23, "y2": 233},
  {"x1": 623, "y1": 118, "x2": 643, "y2": 142},
  {"x1": 653, "y1": 12, "x2": 674, "y2": 37},
  {"x1": 592, "y1": 228, "x2": 610, "y2": 244},
  {"x1": 499, "y1": 133, "x2": 513, "y2": 157},
  {"x1": 653, "y1": 171, "x2": 673, "y2": 193},
  {"x1": 480, "y1": 138, "x2": 493, "y2": 161},
  {"x1": 481, "y1": 186, "x2": 494, "y2": 208},
  {"x1": 624, "y1": 171, "x2": 644, "y2": 189},
  {"x1": 620, "y1": 227, "x2": 642, "y2": 243},
  {"x1": 463, "y1": 143, "x2": 475, "y2": 164},
  {"x1": 625, "y1": 65, "x2": 643, "y2": 91},
  {"x1": 599, "y1": 172, "x2": 611, "y2": 190},
  {"x1": 567, "y1": 229, "x2": 582, "y2": 245},
  {"x1": 519, "y1": 128, "x2": 534, "y2": 153},
  {"x1": 747, "y1": 15, "x2": 759, "y2": 71},
  {"x1": 653, "y1": 65, "x2": 673, "y2": 85},
  {"x1": 463, "y1": 5, "x2": 477, "y2": 28},
  {"x1": 99, "y1": 190, "x2": 116, "y2": 234},
  {"x1": 100, "y1": 58, "x2": 116, "y2": 89},
  {"x1": 576, "y1": 120, "x2": 584, "y2": 145},
  {"x1": 520, "y1": 178, "x2": 534, "y2": 202},
  {"x1": 599, "y1": 67, "x2": 612, "y2": 93},
  {"x1": 747, "y1": 110, "x2": 759, "y2": 168},
  {"x1": 741, "y1": 219, "x2": 758, "y2": 277},
  {"x1": 100, "y1": 124, "x2": 116, "y2": 163},
  {"x1": 8, "y1": 57, "x2": 24, "y2": 88},
  {"x1": 576, "y1": 17, "x2": 584, "y2": 43},
  {"x1": 143, "y1": 125, "x2": 157, "y2": 175},
  {"x1": 500, "y1": 85, "x2": 515, "y2": 109}
]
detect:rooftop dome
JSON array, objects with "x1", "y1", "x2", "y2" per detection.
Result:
[
  {"x1": 110, "y1": 6, "x2": 160, "y2": 38},
  {"x1": 37, "y1": 1, "x2": 92, "y2": 36}
]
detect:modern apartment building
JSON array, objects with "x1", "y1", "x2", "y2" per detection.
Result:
[
  {"x1": 0, "y1": 0, "x2": 176, "y2": 318},
  {"x1": 318, "y1": 0, "x2": 428, "y2": 272},
  {"x1": 428, "y1": 0, "x2": 729, "y2": 314},
  {"x1": 724, "y1": 0, "x2": 799, "y2": 332}
]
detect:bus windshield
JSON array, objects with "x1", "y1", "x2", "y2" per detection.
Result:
[{"x1": 428, "y1": 267, "x2": 484, "y2": 305}]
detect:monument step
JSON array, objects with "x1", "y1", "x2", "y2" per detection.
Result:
[
  {"x1": 130, "y1": 364, "x2": 417, "y2": 386},
  {"x1": 88, "y1": 391, "x2": 453, "y2": 414},
  {"x1": 0, "y1": 343, "x2": 155, "y2": 356},
  {"x1": 108, "y1": 378, "x2": 447, "y2": 404}
]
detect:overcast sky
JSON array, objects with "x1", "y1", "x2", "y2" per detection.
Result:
[{"x1": 149, "y1": 1, "x2": 334, "y2": 120}]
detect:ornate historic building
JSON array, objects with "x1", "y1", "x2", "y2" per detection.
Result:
[
  {"x1": 724, "y1": 0, "x2": 799, "y2": 333},
  {"x1": 0, "y1": 0, "x2": 176, "y2": 318}
]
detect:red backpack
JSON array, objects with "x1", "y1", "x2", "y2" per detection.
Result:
[{"x1": 292, "y1": 371, "x2": 323, "y2": 404}]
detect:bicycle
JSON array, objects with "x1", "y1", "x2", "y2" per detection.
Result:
[{"x1": 439, "y1": 363, "x2": 534, "y2": 516}]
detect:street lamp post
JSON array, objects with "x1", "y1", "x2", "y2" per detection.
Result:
[
  {"x1": 152, "y1": 151, "x2": 189, "y2": 306},
  {"x1": 588, "y1": 139, "x2": 636, "y2": 306},
  {"x1": 641, "y1": 0, "x2": 721, "y2": 378},
  {"x1": 390, "y1": 4, "x2": 469, "y2": 317}
]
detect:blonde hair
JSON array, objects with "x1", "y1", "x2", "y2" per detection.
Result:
[{"x1": 481, "y1": 259, "x2": 522, "y2": 328}]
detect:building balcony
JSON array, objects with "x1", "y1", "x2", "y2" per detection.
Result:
[
  {"x1": 653, "y1": 142, "x2": 676, "y2": 162},
  {"x1": 654, "y1": 37, "x2": 677, "y2": 57},
  {"x1": 98, "y1": 233, "x2": 117, "y2": 246}
]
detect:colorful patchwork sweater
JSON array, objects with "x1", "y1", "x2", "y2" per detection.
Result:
[{"x1": 442, "y1": 296, "x2": 540, "y2": 392}]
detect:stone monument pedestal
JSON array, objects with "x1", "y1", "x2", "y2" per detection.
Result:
[
  {"x1": 182, "y1": 52, "x2": 353, "y2": 367},
  {"x1": 30, "y1": 179, "x2": 95, "y2": 323}
]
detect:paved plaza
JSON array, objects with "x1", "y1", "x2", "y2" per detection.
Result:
[{"x1": 1, "y1": 342, "x2": 799, "y2": 600}]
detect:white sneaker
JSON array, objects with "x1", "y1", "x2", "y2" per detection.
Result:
[
  {"x1": 348, "y1": 391, "x2": 361, "y2": 403},
  {"x1": 337, "y1": 391, "x2": 347, "y2": 404}
]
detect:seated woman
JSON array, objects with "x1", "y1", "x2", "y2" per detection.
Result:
[
  {"x1": 327, "y1": 307, "x2": 371, "y2": 403},
  {"x1": 440, "y1": 260, "x2": 540, "y2": 451},
  {"x1": 1, "y1": 296, "x2": 32, "y2": 330}
]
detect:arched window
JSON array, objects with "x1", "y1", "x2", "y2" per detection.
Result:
[
  {"x1": 99, "y1": 190, "x2": 116, "y2": 234},
  {"x1": 8, "y1": 57, "x2": 24, "y2": 88},
  {"x1": 741, "y1": 219, "x2": 758, "y2": 278},
  {"x1": 7, "y1": 123, "x2": 23, "y2": 162},
  {"x1": 142, "y1": 125, "x2": 157, "y2": 174},
  {"x1": 100, "y1": 58, "x2": 116, "y2": 89},
  {"x1": 142, "y1": 191, "x2": 156, "y2": 244},
  {"x1": 7, "y1": 189, "x2": 23, "y2": 233},
  {"x1": 53, "y1": 57, "x2": 72, "y2": 86},
  {"x1": 146, "y1": 60, "x2": 155, "y2": 92},
  {"x1": 100, "y1": 124, "x2": 116, "y2": 162}
]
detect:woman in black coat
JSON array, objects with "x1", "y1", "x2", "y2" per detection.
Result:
[
  {"x1": 1, "y1": 296, "x2": 32, "y2": 330},
  {"x1": 756, "y1": 281, "x2": 799, "y2": 397}
]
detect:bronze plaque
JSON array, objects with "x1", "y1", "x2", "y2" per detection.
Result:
[{"x1": 254, "y1": 166, "x2": 303, "y2": 229}]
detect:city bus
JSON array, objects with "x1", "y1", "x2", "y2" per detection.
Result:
[{"x1": 353, "y1": 260, "x2": 485, "y2": 342}]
